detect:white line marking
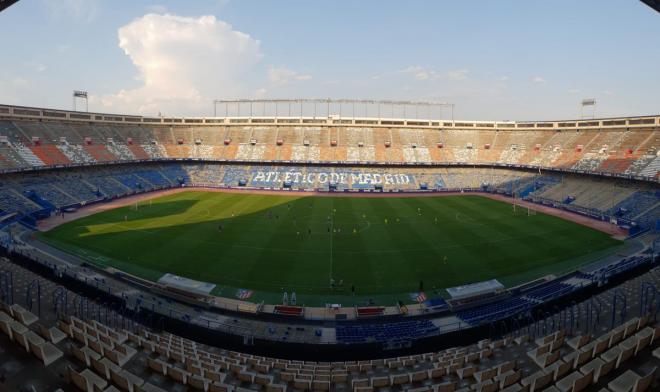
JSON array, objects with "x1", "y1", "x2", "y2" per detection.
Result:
[{"x1": 329, "y1": 200, "x2": 334, "y2": 282}]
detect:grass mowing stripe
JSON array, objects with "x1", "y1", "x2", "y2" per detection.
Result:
[{"x1": 40, "y1": 191, "x2": 623, "y2": 304}]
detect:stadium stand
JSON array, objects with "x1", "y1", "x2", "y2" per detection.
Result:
[
  {"x1": 1, "y1": 249, "x2": 659, "y2": 392},
  {"x1": 0, "y1": 105, "x2": 658, "y2": 392},
  {"x1": 0, "y1": 110, "x2": 656, "y2": 180},
  {"x1": 0, "y1": 161, "x2": 655, "y2": 233}
]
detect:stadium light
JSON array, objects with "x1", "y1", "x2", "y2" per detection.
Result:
[
  {"x1": 580, "y1": 98, "x2": 596, "y2": 119},
  {"x1": 73, "y1": 90, "x2": 89, "y2": 112},
  {"x1": 212, "y1": 99, "x2": 455, "y2": 121}
]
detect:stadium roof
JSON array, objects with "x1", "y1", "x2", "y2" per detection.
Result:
[
  {"x1": 0, "y1": 0, "x2": 19, "y2": 13},
  {"x1": 641, "y1": 0, "x2": 660, "y2": 13}
]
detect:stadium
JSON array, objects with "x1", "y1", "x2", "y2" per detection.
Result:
[{"x1": 1, "y1": 2, "x2": 660, "y2": 392}]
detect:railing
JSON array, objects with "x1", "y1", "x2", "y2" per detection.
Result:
[
  {"x1": 0, "y1": 157, "x2": 656, "y2": 186},
  {"x1": 1, "y1": 102, "x2": 658, "y2": 128}
]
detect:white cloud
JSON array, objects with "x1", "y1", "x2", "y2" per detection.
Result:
[
  {"x1": 532, "y1": 76, "x2": 546, "y2": 84},
  {"x1": 603, "y1": 90, "x2": 614, "y2": 96},
  {"x1": 267, "y1": 66, "x2": 312, "y2": 87},
  {"x1": 372, "y1": 66, "x2": 438, "y2": 81},
  {"x1": 373, "y1": 66, "x2": 470, "y2": 83},
  {"x1": 96, "y1": 13, "x2": 263, "y2": 115},
  {"x1": 43, "y1": 0, "x2": 100, "y2": 23},
  {"x1": 568, "y1": 88, "x2": 581, "y2": 94},
  {"x1": 401, "y1": 66, "x2": 435, "y2": 81},
  {"x1": 25, "y1": 61, "x2": 47, "y2": 73},
  {"x1": 498, "y1": 76, "x2": 509, "y2": 82},
  {"x1": 447, "y1": 69, "x2": 469, "y2": 81}
]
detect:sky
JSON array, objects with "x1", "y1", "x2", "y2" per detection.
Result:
[{"x1": 0, "y1": 0, "x2": 658, "y2": 121}]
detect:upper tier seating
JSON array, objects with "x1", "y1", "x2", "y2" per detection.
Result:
[{"x1": 0, "y1": 119, "x2": 656, "y2": 180}]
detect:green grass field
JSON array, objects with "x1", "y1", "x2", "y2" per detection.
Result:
[{"x1": 40, "y1": 191, "x2": 623, "y2": 305}]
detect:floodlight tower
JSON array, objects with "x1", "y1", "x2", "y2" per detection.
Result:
[
  {"x1": 580, "y1": 99, "x2": 596, "y2": 119},
  {"x1": 73, "y1": 90, "x2": 89, "y2": 112}
]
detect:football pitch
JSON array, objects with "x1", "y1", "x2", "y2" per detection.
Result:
[{"x1": 40, "y1": 191, "x2": 623, "y2": 305}]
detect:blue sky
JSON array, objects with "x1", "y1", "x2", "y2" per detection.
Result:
[{"x1": 0, "y1": 0, "x2": 658, "y2": 120}]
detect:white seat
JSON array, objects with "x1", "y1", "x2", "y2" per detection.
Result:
[
  {"x1": 390, "y1": 373, "x2": 409, "y2": 385},
  {"x1": 9, "y1": 320, "x2": 28, "y2": 342},
  {"x1": 91, "y1": 357, "x2": 118, "y2": 380},
  {"x1": 10, "y1": 304, "x2": 38, "y2": 326},
  {"x1": 372, "y1": 376, "x2": 390, "y2": 387},
  {"x1": 138, "y1": 382, "x2": 169, "y2": 392},
  {"x1": 545, "y1": 360, "x2": 571, "y2": 381},
  {"x1": 312, "y1": 379, "x2": 330, "y2": 391},
  {"x1": 434, "y1": 381, "x2": 455, "y2": 392},
  {"x1": 579, "y1": 357, "x2": 613, "y2": 383},
  {"x1": 601, "y1": 346, "x2": 621, "y2": 364},
  {"x1": 30, "y1": 340, "x2": 63, "y2": 366},
  {"x1": 556, "y1": 370, "x2": 593, "y2": 392},
  {"x1": 530, "y1": 350, "x2": 559, "y2": 368},
  {"x1": 105, "y1": 348, "x2": 132, "y2": 367},
  {"x1": 111, "y1": 368, "x2": 145, "y2": 392},
  {"x1": 147, "y1": 357, "x2": 169, "y2": 375},
  {"x1": 497, "y1": 370, "x2": 521, "y2": 389},
  {"x1": 474, "y1": 368, "x2": 497, "y2": 383},
  {"x1": 608, "y1": 367, "x2": 656, "y2": 392},
  {"x1": 0, "y1": 311, "x2": 13, "y2": 339},
  {"x1": 472, "y1": 380, "x2": 497, "y2": 392},
  {"x1": 73, "y1": 346, "x2": 101, "y2": 367},
  {"x1": 614, "y1": 344, "x2": 635, "y2": 369},
  {"x1": 555, "y1": 371, "x2": 583, "y2": 392},
  {"x1": 567, "y1": 335, "x2": 591, "y2": 350},
  {"x1": 70, "y1": 367, "x2": 108, "y2": 392},
  {"x1": 39, "y1": 324, "x2": 67, "y2": 344},
  {"x1": 15, "y1": 330, "x2": 45, "y2": 352},
  {"x1": 653, "y1": 346, "x2": 660, "y2": 360}
]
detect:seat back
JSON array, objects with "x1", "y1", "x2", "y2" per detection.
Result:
[
  {"x1": 37, "y1": 324, "x2": 49, "y2": 339},
  {"x1": 14, "y1": 330, "x2": 28, "y2": 350},
  {"x1": 110, "y1": 368, "x2": 130, "y2": 391},
  {"x1": 593, "y1": 338, "x2": 609, "y2": 356},
  {"x1": 503, "y1": 370, "x2": 522, "y2": 387},
  {"x1": 69, "y1": 367, "x2": 90, "y2": 392},
  {"x1": 573, "y1": 369, "x2": 593, "y2": 392},
  {"x1": 577, "y1": 350, "x2": 593, "y2": 366},
  {"x1": 618, "y1": 345, "x2": 635, "y2": 368},
  {"x1": 533, "y1": 372, "x2": 553, "y2": 391},
  {"x1": 633, "y1": 367, "x2": 656, "y2": 392},
  {"x1": 555, "y1": 361, "x2": 571, "y2": 381},
  {"x1": 499, "y1": 361, "x2": 515, "y2": 374},
  {"x1": 480, "y1": 382, "x2": 498, "y2": 392},
  {"x1": 29, "y1": 340, "x2": 45, "y2": 361},
  {"x1": 600, "y1": 357, "x2": 616, "y2": 380},
  {"x1": 652, "y1": 326, "x2": 660, "y2": 345},
  {"x1": 435, "y1": 381, "x2": 455, "y2": 392},
  {"x1": 90, "y1": 357, "x2": 107, "y2": 380},
  {"x1": 72, "y1": 346, "x2": 88, "y2": 365},
  {"x1": 546, "y1": 351, "x2": 560, "y2": 367},
  {"x1": 610, "y1": 329, "x2": 624, "y2": 347},
  {"x1": 636, "y1": 333, "x2": 652, "y2": 354}
]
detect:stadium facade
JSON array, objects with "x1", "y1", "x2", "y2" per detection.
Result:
[{"x1": 0, "y1": 101, "x2": 659, "y2": 391}]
